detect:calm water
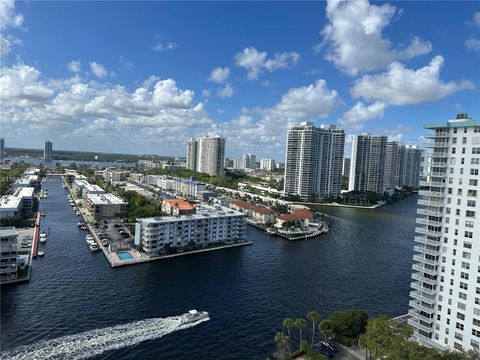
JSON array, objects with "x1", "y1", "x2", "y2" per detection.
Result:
[{"x1": 0, "y1": 179, "x2": 416, "y2": 359}]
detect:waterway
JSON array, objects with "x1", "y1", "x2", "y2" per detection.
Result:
[
  {"x1": 4, "y1": 157, "x2": 135, "y2": 169},
  {"x1": 0, "y1": 177, "x2": 416, "y2": 359}
]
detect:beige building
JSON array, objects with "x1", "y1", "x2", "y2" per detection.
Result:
[
  {"x1": 84, "y1": 193, "x2": 128, "y2": 219},
  {"x1": 230, "y1": 200, "x2": 275, "y2": 224}
]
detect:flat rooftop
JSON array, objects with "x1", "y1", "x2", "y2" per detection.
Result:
[
  {"x1": 86, "y1": 193, "x2": 127, "y2": 205},
  {"x1": 0, "y1": 187, "x2": 35, "y2": 209},
  {"x1": 138, "y1": 204, "x2": 245, "y2": 224},
  {"x1": 0, "y1": 227, "x2": 18, "y2": 237}
]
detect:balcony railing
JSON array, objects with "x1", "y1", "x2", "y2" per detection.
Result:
[
  {"x1": 414, "y1": 235, "x2": 441, "y2": 247},
  {"x1": 412, "y1": 263, "x2": 438, "y2": 276},
  {"x1": 418, "y1": 190, "x2": 444, "y2": 198},
  {"x1": 407, "y1": 316, "x2": 434, "y2": 334},
  {"x1": 419, "y1": 180, "x2": 446, "y2": 187},
  {"x1": 411, "y1": 272, "x2": 438, "y2": 286},
  {"x1": 422, "y1": 132, "x2": 450, "y2": 139},
  {"x1": 410, "y1": 281, "x2": 436, "y2": 296},
  {"x1": 417, "y1": 199, "x2": 444, "y2": 207},
  {"x1": 413, "y1": 254, "x2": 439, "y2": 266},
  {"x1": 417, "y1": 208, "x2": 443, "y2": 216},
  {"x1": 410, "y1": 290, "x2": 436, "y2": 303},
  {"x1": 409, "y1": 299, "x2": 435, "y2": 313}
]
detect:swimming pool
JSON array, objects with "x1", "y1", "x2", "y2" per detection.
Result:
[{"x1": 117, "y1": 251, "x2": 134, "y2": 260}]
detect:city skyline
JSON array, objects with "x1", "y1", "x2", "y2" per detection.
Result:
[{"x1": 1, "y1": 1, "x2": 479, "y2": 159}]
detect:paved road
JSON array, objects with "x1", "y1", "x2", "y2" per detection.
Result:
[{"x1": 336, "y1": 347, "x2": 363, "y2": 360}]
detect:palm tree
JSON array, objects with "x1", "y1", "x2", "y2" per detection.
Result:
[
  {"x1": 307, "y1": 311, "x2": 321, "y2": 346},
  {"x1": 282, "y1": 317, "x2": 295, "y2": 356},
  {"x1": 295, "y1": 318, "x2": 307, "y2": 349},
  {"x1": 274, "y1": 332, "x2": 289, "y2": 360},
  {"x1": 319, "y1": 319, "x2": 335, "y2": 340}
]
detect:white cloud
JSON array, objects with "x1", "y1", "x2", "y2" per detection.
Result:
[
  {"x1": 209, "y1": 79, "x2": 340, "y2": 157},
  {"x1": 153, "y1": 42, "x2": 177, "y2": 52},
  {"x1": 89, "y1": 62, "x2": 108, "y2": 78},
  {"x1": 67, "y1": 60, "x2": 82, "y2": 73},
  {"x1": 465, "y1": 38, "x2": 480, "y2": 55},
  {"x1": 0, "y1": 62, "x2": 212, "y2": 147},
  {"x1": 351, "y1": 56, "x2": 474, "y2": 105},
  {"x1": 320, "y1": 0, "x2": 432, "y2": 75},
  {"x1": 201, "y1": 89, "x2": 211, "y2": 98},
  {"x1": 234, "y1": 47, "x2": 300, "y2": 79},
  {"x1": 217, "y1": 83, "x2": 234, "y2": 98},
  {"x1": 209, "y1": 67, "x2": 230, "y2": 83},
  {"x1": 0, "y1": 0, "x2": 23, "y2": 57},
  {"x1": 474, "y1": 12, "x2": 480, "y2": 27},
  {"x1": 339, "y1": 101, "x2": 386, "y2": 131}
]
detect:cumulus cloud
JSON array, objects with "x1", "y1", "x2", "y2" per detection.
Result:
[
  {"x1": 351, "y1": 56, "x2": 474, "y2": 105},
  {"x1": 217, "y1": 83, "x2": 234, "y2": 98},
  {"x1": 465, "y1": 38, "x2": 480, "y2": 55},
  {"x1": 0, "y1": 62, "x2": 212, "y2": 147},
  {"x1": 339, "y1": 101, "x2": 386, "y2": 131},
  {"x1": 67, "y1": 60, "x2": 82, "y2": 73},
  {"x1": 153, "y1": 42, "x2": 177, "y2": 52},
  {"x1": 209, "y1": 67, "x2": 230, "y2": 83},
  {"x1": 320, "y1": 0, "x2": 432, "y2": 75},
  {"x1": 210, "y1": 79, "x2": 340, "y2": 156},
  {"x1": 89, "y1": 61, "x2": 108, "y2": 78},
  {"x1": 234, "y1": 47, "x2": 300, "y2": 79},
  {"x1": 474, "y1": 11, "x2": 480, "y2": 27},
  {"x1": 0, "y1": 0, "x2": 24, "y2": 56}
]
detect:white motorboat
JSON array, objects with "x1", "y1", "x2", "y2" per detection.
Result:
[
  {"x1": 80, "y1": 226, "x2": 87, "y2": 230},
  {"x1": 89, "y1": 244, "x2": 99, "y2": 251},
  {"x1": 38, "y1": 251, "x2": 45, "y2": 257},
  {"x1": 76, "y1": 211, "x2": 81, "y2": 216},
  {"x1": 86, "y1": 239, "x2": 96, "y2": 246}
]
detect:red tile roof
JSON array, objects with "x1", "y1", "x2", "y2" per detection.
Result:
[
  {"x1": 231, "y1": 199, "x2": 273, "y2": 215},
  {"x1": 276, "y1": 208, "x2": 313, "y2": 221}
]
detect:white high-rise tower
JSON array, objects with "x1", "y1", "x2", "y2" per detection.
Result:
[{"x1": 408, "y1": 113, "x2": 480, "y2": 351}]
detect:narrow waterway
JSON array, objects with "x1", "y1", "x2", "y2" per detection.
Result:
[{"x1": 1, "y1": 177, "x2": 416, "y2": 359}]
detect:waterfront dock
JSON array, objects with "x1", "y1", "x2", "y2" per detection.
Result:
[{"x1": 32, "y1": 212, "x2": 41, "y2": 258}]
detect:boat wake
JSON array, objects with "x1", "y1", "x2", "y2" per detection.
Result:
[{"x1": 0, "y1": 312, "x2": 209, "y2": 360}]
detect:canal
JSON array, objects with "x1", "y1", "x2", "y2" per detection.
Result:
[{"x1": 0, "y1": 177, "x2": 416, "y2": 359}]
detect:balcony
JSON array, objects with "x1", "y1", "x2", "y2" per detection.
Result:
[
  {"x1": 409, "y1": 299, "x2": 435, "y2": 314},
  {"x1": 413, "y1": 244, "x2": 440, "y2": 257},
  {"x1": 410, "y1": 281, "x2": 437, "y2": 296},
  {"x1": 407, "y1": 316, "x2": 434, "y2": 334},
  {"x1": 422, "y1": 132, "x2": 450, "y2": 139},
  {"x1": 417, "y1": 208, "x2": 443, "y2": 216},
  {"x1": 417, "y1": 199, "x2": 444, "y2": 207},
  {"x1": 414, "y1": 235, "x2": 441, "y2": 247},
  {"x1": 411, "y1": 272, "x2": 438, "y2": 286},
  {"x1": 415, "y1": 227, "x2": 442, "y2": 236},
  {"x1": 418, "y1": 190, "x2": 444, "y2": 198},
  {"x1": 410, "y1": 289, "x2": 436, "y2": 303},
  {"x1": 429, "y1": 151, "x2": 449, "y2": 158},
  {"x1": 412, "y1": 263, "x2": 438, "y2": 276},
  {"x1": 419, "y1": 180, "x2": 446, "y2": 187},
  {"x1": 413, "y1": 254, "x2": 439, "y2": 266},
  {"x1": 421, "y1": 141, "x2": 449, "y2": 148}
]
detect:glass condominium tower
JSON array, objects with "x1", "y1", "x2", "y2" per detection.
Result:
[{"x1": 409, "y1": 113, "x2": 480, "y2": 351}]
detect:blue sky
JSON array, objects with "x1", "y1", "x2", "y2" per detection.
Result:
[{"x1": 1, "y1": 1, "x2": 479, "y2": 160}]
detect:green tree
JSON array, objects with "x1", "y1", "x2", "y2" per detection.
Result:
[
  {"x1": 307, "y1": 311, "x2": 321, "y2": 346},
  {"x1": 319, "y1": 319, "x2": 335, "y2": 340},
  {"x1": 274, "y1": 332, "x2": 289, "y2": 360},
  {"x1": 282, "y1": 318, "x2": 295, "y2": 356},
  {"x1": 295, "y1": 318, "x2": 307, "y2": 349}
]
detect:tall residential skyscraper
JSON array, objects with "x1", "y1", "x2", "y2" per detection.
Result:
[
  {"x1": 284, "y1": 122, "x2": 345, "y2": 201},
  {"x1": 408, "y1": 113, "x2": 480, "y2": 351},
  {"x1": 397, "y1": 145, "x2": 423, "y2": 188},
  {"x1": 186, "y1": 139, "x2": 198, "y2": 170},
  {"x1": 260, "y1": 158, "x2": 276, "y2": 172},
  {"x1": 186, "y1": 136, "x2": 225, "y2": 176},
  {"x1": 233, "y1": 154, "x2": 256, "y2": 170},
  {"x1": 43, "y1": 141, "x2": 53, "y2": 160},
  {"x1": 384, "y1": 141, "x2": 399, "y2": 191},
  {"x1": 0, "y1": 138, "x2": 5, "y2": 158},
  {"x1": 342, "y1": 158, "x2": 351, "y2": 178},
  {"x1": 348, "y1": 135, "x2": 387, "y2": 194}
]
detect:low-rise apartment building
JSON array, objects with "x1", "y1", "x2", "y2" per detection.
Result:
[
  {"x1": 0, "y1": 187, "x2": 34, "y2": 217},
  {"x1": 230, "y1": 199, "x2": 276, "y2": 224},
  {"x1": 0, "y1": 227, "x2": 18, "y2": 283},
  {"x1": 135, "y1": 204, "x2": 246, "y2": 256},
  {"x1": 84, "y1": 193, "x2": 128, "y2": 219},
  {"x1": 162, "y1": 199, "x2": 196, "y2": 216},
  {"x1": 72, "y1": 179, "x2": 105, "y2": 198},
  {"x1": 13, "y1": 175, "x2": 38, "y2": 188}
]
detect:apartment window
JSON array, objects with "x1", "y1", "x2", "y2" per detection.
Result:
[
  {"x1": 462, "y1": 148, "x2": 466, "y2": 154},
  {"x1": 459, "y1": 292, "x2": 467, "y2": 300},
  {"x1": 462, "y1": 158, "x2": 465, "y2": 164},
  {"x1": 471, "y1": 169, "x2": 480, "y2": 176},
  {"x1": 457, "y1": 312, "x2": 466, "y2": 320},
  {"x1": 473, "y1": 147, "x2": 480, "y2": 154},
  {"x1": 464, "y1": 252, "x2": 472, "y2": 259},
  {"x1": 463, "y1": 137, "x2": 467, "y2": 144},
  {"x1": 462, "y1": 262, "x2": 470, "y2": 270},
  {"x1": 452, "y1": 148, "x2": 456, "y2": 154},
  {"x1": 461, "y1": 272, "x2": 469, "y2": 280},
  {"x1": 456, "y1": 322, "x2": 465, "y2": 330},
  {"x1": 471, "y1": 179, "x2": 479, "y2": 186},
  {"x1": 453, "y1": 137, "x2": 457, "y2": 144},
  {"x1": 465, "y1": 232, "x2": 473, "y2": 239},
  {"x1": 472, "y1": 158, "x2": 480, "y2": 165},
  {"x1": 466, "y1": 210, "x2": 476, "y2": 218},
  {"x1": 468, "y1": 190, "x2": 478, "y2": 197},
  {"x1": 468, "y1": 200, "x2": 477, "y2": 207}
]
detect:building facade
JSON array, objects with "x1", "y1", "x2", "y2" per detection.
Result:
[
  {"x1": 0, "y1": 138, "x2": 5, "y2": 158},
  {"x1": 384, "y1": 141, "x2": 399, "y2": 191},
  {"x1": 186, "y1": 136, "x2": 225, "y2": 176},
  {"x1": 43, "y1": 141, "x2": 53, "y2": 160},
  {"x1": 84, "y1": 193, "x2": 127, "y2": 219},
  {"x1": 408, "y1": 114, "x2": 480, "y2": 351},
  {"x1": 0, "y1": 187, "x2": 34, "y2": 217},
  {"x1": 260, "y1": 158, "x2": 276, "y2": 172},
  {"x1": 0, "y1": 227, "x2": 18, "y2": 283},
  {"x1": 233, "y1": 154, "x2": 256, "y2": 170},
  {"x1": 348, "y1": 135, "x2": 387, "y2": 194},
  {"x1": 284, "y1": 122, "x2": 345, "y2": 201},
  {"x1": 135, "y1": 204, "x2": 246, "y2": 256},
  {"x1": 397, "y1": 145, "x2": 423, "y2": 188},
  {"x1": 342, "y1": 158, "x2": 351, "y2": 178}
]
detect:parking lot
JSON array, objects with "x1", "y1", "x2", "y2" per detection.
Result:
[
  {"x1": 91, "y1": 220, "x2": 134, "y2": 249},
  {"x1": 16, "y1": 227, "x2": 35, "y2": 253}
]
